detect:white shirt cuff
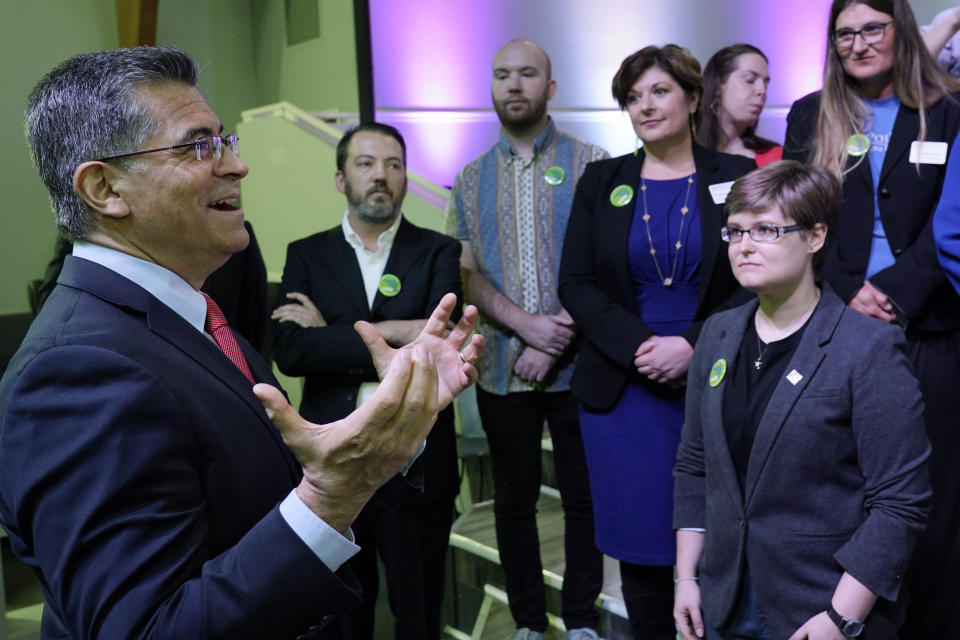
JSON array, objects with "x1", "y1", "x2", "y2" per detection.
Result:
[{"x1": 278, "y1": 489, "x2": 360, "y2": 571}]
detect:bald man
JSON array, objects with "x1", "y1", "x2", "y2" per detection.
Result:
[{"x1": 445, "y1": 40, "x2": 609, "y2": 640}]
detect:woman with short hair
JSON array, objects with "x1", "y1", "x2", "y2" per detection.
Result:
[{"x1": 673, "y1": 161, "x2": 930, "y2": 640}]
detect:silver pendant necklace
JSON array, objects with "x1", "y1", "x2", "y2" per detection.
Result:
[
  {"x1": 753, "y1": 291, "x2": 821, "y2": 370},
  {"x1": 754, "y1": 334, "x2": 769, "y2": 370}
]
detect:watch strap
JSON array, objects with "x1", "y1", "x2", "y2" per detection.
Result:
[{"x1": 826, "y1": 604, "x2": 865, "y2": 638}]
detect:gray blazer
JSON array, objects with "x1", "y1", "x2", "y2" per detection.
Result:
[{"x1": 674, "y1": 286, "x2": 931, "y2": 639}]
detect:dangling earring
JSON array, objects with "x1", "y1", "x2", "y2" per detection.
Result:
[{"x1": 634, "y1": 136, "x2": 641, "y2": 156}]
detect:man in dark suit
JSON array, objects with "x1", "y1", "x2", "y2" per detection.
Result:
[
  {"x1": 272, "y1": 123, "x2": 461, "y2": 640},
  {"x1": 0, "y1": 47, "x2": 482, "y2": 640}
]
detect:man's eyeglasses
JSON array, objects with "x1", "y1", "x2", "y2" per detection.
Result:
[
  {"x1": 831, "y1": 21, "x2": 893, "y2": 51},
  {"x1": 721, "y1": 224, "x2": 804, "y2": 244},
  {"x1": 94, "y1": 133, "x2": 239, "y2": 163}
]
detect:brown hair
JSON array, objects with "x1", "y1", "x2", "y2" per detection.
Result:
[
  {"x1": 726, "y1": 160, "x2": 841, "y2": 263},
  {"x1": 812, "y1": 0, "x2": 959, "y2": 179},
  {"x1": 697, "y1": 43, "x2": 778, "y2": 153},
  {"x1": 611, "y1": 44, "x2": 703, "y2": 133}
]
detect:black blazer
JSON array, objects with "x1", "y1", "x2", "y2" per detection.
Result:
[
  {"x1": 273, "y1": 217, "x2": 462, "y2": 502},
  {"x1": 674, "y1": 287, "x2": 931, "y2": 640},
  {"x1": 784, "y1": 91, "x2": 960, "y2": 333},
  {"x1": 558, "y1": 144, "x2": 756, "y2": 410}
]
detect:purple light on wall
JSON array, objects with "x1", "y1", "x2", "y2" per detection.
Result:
[
  {"x1": 379, "y1": 111, "x2": 500, "y2": 189},
  {"x1": 370, "y1": 0, "x2": 501, "y2": 108},
  {"x1": 369, "y1": 0, "x2": 834, "y2": 187},
  {"x1": 744, "y1": 0, "x2": 831, "y2": 105}
]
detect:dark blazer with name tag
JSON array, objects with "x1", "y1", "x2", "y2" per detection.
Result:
[
  {"x1": 783, "y1": 91, "x2": 960, "y2": 333},
  {"x1": 558, "y1": 144, "x2": 756, "y2": 411},
  {"x1": 674, "y1": 286, "x2": 931, "y2": 640}
]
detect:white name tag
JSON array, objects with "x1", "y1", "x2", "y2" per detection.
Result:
[
  {"x1": 909, "y1": 141, "x2": 948, "y2": 165},
  {"x1": 708, "y1": 181, "x2": 735, "y2": 204}
]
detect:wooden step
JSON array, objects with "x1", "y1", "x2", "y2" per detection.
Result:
[{"x1": 446, "y1": 488, "x2": 630, "y2": 639}]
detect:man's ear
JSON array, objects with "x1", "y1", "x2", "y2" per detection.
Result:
[
  {"x1": 547, "y1": 78, "x2": 558, "y2": 101},
  {"x1": 334, "y1": 170, "x2": 346, "y2": 195},
  {"x1": 72, "y1": 161, "x2": 130, "y2": 219}
]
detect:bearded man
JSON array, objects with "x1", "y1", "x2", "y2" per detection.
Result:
[{"x1": 272, "y1": 122, "x2": 462, "y2": 640}]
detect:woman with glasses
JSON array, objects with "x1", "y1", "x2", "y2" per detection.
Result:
[
  {"x1": 558, "y1": 45, "x2": 754, "y2": 639},
  {"x1": 783, "y1": 1, "x2": 960, "y2": 636},
  {"x1": 697, "y1": 44, "x2": 782, "y2": 166},
  {"x1": 673, "y1": 161, "x2": 930, "y2": 640}
]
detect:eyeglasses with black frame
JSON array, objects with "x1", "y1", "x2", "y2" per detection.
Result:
[
  {"x1": 93, "y1": 133, "x2": 239, "y2": 164},
  {"x1": 721, "y1": 224, "x2": 804, "y2": 243},
  {"x1": 831, "y1": 21, "x2": 893, "y2": 51}
]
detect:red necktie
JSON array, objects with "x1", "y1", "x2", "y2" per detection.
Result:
[{"x1": 203, "y1": 293, "x2": 255, "y2": 384}]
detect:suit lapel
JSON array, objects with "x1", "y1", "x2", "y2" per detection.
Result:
[
  {"x1": 879, "y1": 103, "x2": 918, "y2": 184},
  {"x1": 62, "y1": 257, "x2": 295, "y2": 469},
  {"x1": 143, "y1": 295, "x2": 287, "y2": 432},
  {"x1": 692, "y1": 144, "x2": 723, "y2": 307},
  {"x1": 742, "y1": 290, "x2": 845, "y2": 508},
  {"x1": 372, "y1": 218, "x2": 427, "y2": 314},
  {"x1": 322, "y1": 230, "x2": 371, "y2": 320},
  {"x1": 701, "y1": 301, "x2": 756, "y2": 515},
  {"x1": 603, "y1": 152, "x2": 645, "y2": 307}
]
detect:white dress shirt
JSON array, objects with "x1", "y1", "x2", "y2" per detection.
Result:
[{"x1": 340, "y1": 210, "x2": 402, "y2": 309}]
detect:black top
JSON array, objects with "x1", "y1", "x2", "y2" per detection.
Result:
[{"x1": 723, "y1": 309, "x2": 814, "y2": 497}]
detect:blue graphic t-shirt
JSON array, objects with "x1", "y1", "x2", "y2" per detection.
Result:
[{"x1": 864, "y1": 94, "x2": 900, "y2": 278}]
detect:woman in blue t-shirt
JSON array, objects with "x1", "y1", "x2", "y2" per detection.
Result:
[{"x1": 782, "y1": 1, "x2": 960, "y2": 637}]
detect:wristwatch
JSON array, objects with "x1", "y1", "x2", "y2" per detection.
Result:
[{"x1": 826, "y1": 604, "x2": 865, "y2": 638}]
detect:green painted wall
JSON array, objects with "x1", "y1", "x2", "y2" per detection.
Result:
[
  {"x1": 251, "y1": 0, "x2": 359, "y2": 114},
  {"x1": 0, "y1": 0, "x2": 117, "y2": 316}
]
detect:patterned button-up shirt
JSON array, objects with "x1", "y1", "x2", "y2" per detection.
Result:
[{"x1": 446, "y1": 119, "x2": 608, "y2": 394}]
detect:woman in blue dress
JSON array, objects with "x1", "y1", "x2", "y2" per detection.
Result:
[{"x1": 558, "y1": 45, "x2": 755, "y2": 639}]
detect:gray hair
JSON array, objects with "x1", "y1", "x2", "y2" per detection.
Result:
[{"x1": 25, "y1": 46, "x2": 198, "y2": 240}]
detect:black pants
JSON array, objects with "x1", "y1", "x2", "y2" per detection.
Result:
[
  {"x1": 328, "y1": 497, "x2": 454, "y2": 640},
  {"x1": 619, "y1": 562, "x2": 675, "y2": 640},
  {"x1": 476, "y1": 388, "x2": 602, "y2": 632},
  {"x1": 902, "y1": 329, "x2": 960, "y2": 639}
]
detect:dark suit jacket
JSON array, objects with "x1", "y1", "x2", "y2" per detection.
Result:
[
  {"x1": 558, "y1": 144, "x2": 756, "y2": 410},
  {"x1": 783, "y1": 91, "x2": 960, "y2": 333},
  {"x1": 674, "y1": 287, "x2": 931, "y2": 640},
  {"x1": 0, "y1": 256, "x2": 359, "y2": 639},
  {"x1": 273, "y1": 218, "x2": 461, "y2": 503},
  {"x1": 202, "y1": 221, "x2": 270, "y2": 357}
]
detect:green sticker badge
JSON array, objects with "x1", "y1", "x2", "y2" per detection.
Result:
[
  {"x1": 544, "y1": 166, "x2": 566, "y2": 186},
  {"x1": 846, "y1": 133, "x2": 871, "y2": 157},
  {"x1": 609, "y1": 184, "x2": 634, "y2": 207},
  {"x1": 708, "y1": 358, "x2": 727, "y2": 388},
  {"x1": 378, "y1": 273, "x2": 402, "y2": 297}
]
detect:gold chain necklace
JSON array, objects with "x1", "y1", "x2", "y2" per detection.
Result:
[{"x1": 639, "y1": 173, "x2": 695, "y2": 287}]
